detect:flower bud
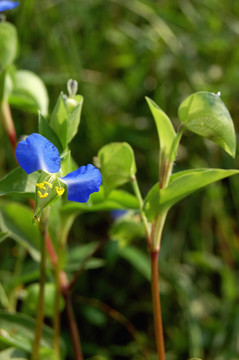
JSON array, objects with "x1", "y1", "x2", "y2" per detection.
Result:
[{"x1": 67, "y1": 79, "x2": 78, "y2": 97}]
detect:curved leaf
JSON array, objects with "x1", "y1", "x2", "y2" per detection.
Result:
[
  {"x1": 178, "y1": 91, "x2": 236, "y2": 157},
  {"x1": 9, "y1": 70, "x2": 49, "y2": 116}
]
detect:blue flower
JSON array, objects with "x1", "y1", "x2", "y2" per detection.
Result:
[
  {"x1": 16, "y1": 133, "x2": 102, "y2": 203},
  {"x1": 0, "y1": 1, "x2": 19, "y2": 12}
]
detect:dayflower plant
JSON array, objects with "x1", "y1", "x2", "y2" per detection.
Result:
[
  {"x1": 16, "y1": 133, "x2": 102, "y2": 219},
  {"x1": 0, "y1": 0, "x2": 19, "y2": 12}
]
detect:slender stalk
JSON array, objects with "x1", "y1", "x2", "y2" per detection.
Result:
[
  {"x1": 32, "y1": 221, "x2": 47, "y2": 360},
  {"x1": 131, "y1": 175, "x2": 151, "y2": 248},
  {"x1": 150, "y1": 251, "x2": 165, "y2": 360},
  {"x1": 64, "y1": 293, "x2": 83, "y2": 360},
  {"x1": 53, "y1": 254, "x2": 61, "y2": 359}
]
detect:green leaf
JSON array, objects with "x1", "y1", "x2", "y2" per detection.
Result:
[
  {"x1": 38, "y1": 113, "x2": 63, "y2": 153},
  {"x1": 0, "y1": 22, "x2": 18, "y2": 69},
  {"x1": 67, "y1": 95, "x2": 83, "y2": 143},
  {"x1": 50, "y1": 93, "x2": 69, "y2": 149},
  {"x1": 9, "y1": 70, "x2": 49, "y2": 116},
  {"x1": 22, "y1": 283, "x2": 65, "y2": 317},
  {"x1": 0, "y1": 347, "x2": 28, "y2": 360},
  {"x1": 178, "y1": 91, "x2": 236, "y2": 157},
  {"x1": 144, "y1": 169, "x2": 239, "y2": 220},
  {"x1": 98, "y1": 142, "x2": 136, "y2": 196},
  {"x1": 146, "y1": 97, "x2": 176, "y2": 155},
  {"x1": 61, "y1": 188, "x2": 139, "y2": 214},
  {"x1": 0, "y1": 167, "x2": 39, "y2": 197},
  {"x1": 0, "y1": 310, "x2": 66, "y2": 358},
  {"x1": 0, "y1": 201, "x2": 40, "y2": 260}
]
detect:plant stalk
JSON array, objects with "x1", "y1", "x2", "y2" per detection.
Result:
[
  {"x1": 150, "y1": 251, "x2": 165, "y2": 360},
  {"x1": 31, "y1": 220, "x2": 47, "y2": 360},
  {"x1": 64, "y1": 293, "x2": 84, "y2": 360},
  {"x1": 131, "y1": 175, "x2": 151, "y2": 248},
  {"x1": 53, "y1": 248, "x2": 61, "y2": 359}
]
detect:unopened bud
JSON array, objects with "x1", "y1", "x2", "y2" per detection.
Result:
[{"x1": 67, "y1": 79, "x2": 78, "y2": 97}]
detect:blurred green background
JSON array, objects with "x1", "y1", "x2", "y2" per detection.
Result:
[{"x1": 1, "y1": 0, "x2": 239, "y2": 359}]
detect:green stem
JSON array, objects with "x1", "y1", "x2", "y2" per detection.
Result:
[
  {"x1": 32, "y1": 221, "x2": 47, "y2": 360},
  {"x1": 131, "y1": 175, "x2": 151, "y2": 248},
  {"x1": 53, "y1": 215, "x2": 76, "y2": 359},
  {"x1": 150, "y1": 251, "x2": 165, "y2": 360},
  {"x1": 53, "y1": 246, "x2": 61, "y2": 359}
]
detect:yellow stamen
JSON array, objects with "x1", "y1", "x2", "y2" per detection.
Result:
[
  {"x1": 43, "y1": 181, "x2": 53, "y2": 188},
  {"x1": 56, "y1": 187, "x2": 65, "y2": 196},
  {"x1": 36, "y1": 182, "x2": 46, "y2": 190},
  {"x1": 38, "y1": 191, "x2": 49, "y2": 198}
]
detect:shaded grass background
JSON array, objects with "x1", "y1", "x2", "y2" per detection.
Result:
[{"x1": 1, "y1": 0, "x2": 239, "y2": 359}]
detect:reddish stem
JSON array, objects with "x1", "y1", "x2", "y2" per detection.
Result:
[
  {"x1": 45, "y1": 232, "x2": 58, "y2": 266},
  {"x1": 150, "y1": 251, "x2": 165, "y2": 360},
  {"x1": 64, "y1": 294, "x2": 83, "y2": 360}
]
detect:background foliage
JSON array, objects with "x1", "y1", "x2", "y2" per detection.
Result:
[{"x1": 1, "y1": 1, "x2": 239, "y2": 359}]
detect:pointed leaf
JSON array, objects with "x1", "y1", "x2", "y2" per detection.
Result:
[
  {"x1": 98, "y1": 142, "x2": 136, "y2": 196},
  {"x1": 0, "y1": 167, "x2": 39, "y2": 197},
  {"x1": 146, "y1": 97, "x2": 176, "y2": 155},
  {"x1": 144, "y1": 168, "x2": 239, "y2": 220},
  {"x1": 178, "y1": 91, "x2": 236, "y2": 157},
  {"x1": 9, "y1": 70, "x2": 49, "y2": 116}
]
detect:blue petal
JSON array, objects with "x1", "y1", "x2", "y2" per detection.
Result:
[
  {"x1": 61, "y1": 164, "x2": 102, "y2": 202},
  {"x1": 0, "y1": 1, "x2": 19, "y2": 11},
  {"x1": 16, "y1": 133, "x2": 61, "y2": 174}
]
